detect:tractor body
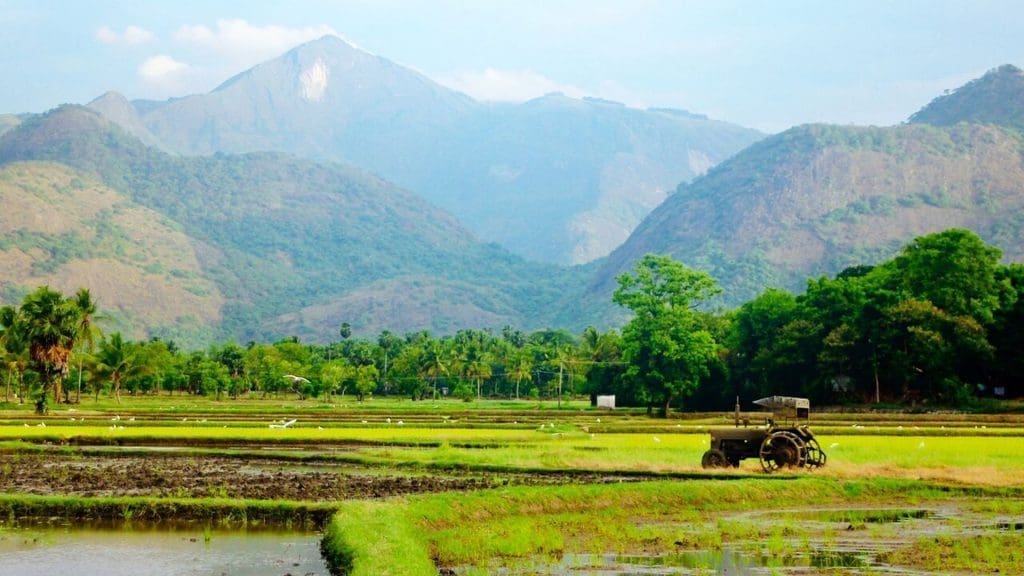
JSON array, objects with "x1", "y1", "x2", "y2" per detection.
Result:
[{"x1": 701, "y1": 396, "x2": 827, "y2": 473}]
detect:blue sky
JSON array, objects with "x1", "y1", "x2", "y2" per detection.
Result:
[{"x1": 1, "y1": 0, "x2": 1021, "y2": 132}]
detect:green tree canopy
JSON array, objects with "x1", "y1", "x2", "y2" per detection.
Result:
[{"x1": 613, "y1": 254, "x2": 721, "y2": 415}]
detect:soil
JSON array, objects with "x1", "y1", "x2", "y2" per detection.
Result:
[{"x1": 0, "y1": 453, "x2": 622, "y2": 501}]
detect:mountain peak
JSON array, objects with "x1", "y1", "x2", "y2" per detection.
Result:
[
  {"x1": 909, "y1": 64, "x2": 1024, "y2": 130},
  {"x1": 87, "y1": 91, "x2": 161, "y2": 147}
]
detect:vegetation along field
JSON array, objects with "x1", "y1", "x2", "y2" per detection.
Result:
[{"x1": 1, "y1": 226, "x2": 1023, "y2": 574}]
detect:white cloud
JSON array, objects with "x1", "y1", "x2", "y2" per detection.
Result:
[
  {"x1": 437, "y1": 68, "x2": 588, "y2": 103},
  {"x1": 96, "y1": 25, "x2": 155, "y2": 46},
  {"x1": 138, "y1": 54, "x2": 189, "y2": 82},
  {"x1": 174, "y1": 19, "x2": 336, "y2": 64}
]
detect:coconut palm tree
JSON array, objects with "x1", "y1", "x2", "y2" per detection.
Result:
[
  {"x1": 507, "y1": 347, "x2": 533, "y2": 400},
  {"x1": 418, "y1": 339, "x2": 449, "y2": 399},
  {"x1": 70, "y1": 288, "x2": 102, "y2": 404},
  {"x1": 0, "y1": 306, "x2": 28, "y2": 404},
  {"x1": 93, "y1": 332, "x2": 138, "y2": 404}
]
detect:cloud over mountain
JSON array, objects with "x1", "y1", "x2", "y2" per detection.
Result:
[
  {"x1": 174, "y1": 19, "x2": 337, "y2": 65},
  {"x1": 138, "y1": 55, "x2": 189, "y2": 83}
]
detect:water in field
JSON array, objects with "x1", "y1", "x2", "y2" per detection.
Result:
[{"x1": 0, "y1": 524, "x2": 329, "y2": 576}]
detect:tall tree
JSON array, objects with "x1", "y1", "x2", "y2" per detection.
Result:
[
  {"x1": 0, "y1": 307, "x2": 29, "y2": 404},
  {"x1": 889, "y1": 228, "x2": 1004, "y2": 323},
  {"x1": 506, "y1": 347, "x2": 534, "y2": 400},
  {"x1": 70, "y1": 288, "x2": 102, "y2": 404},
  {"x1": 93, "y1": 332, "x2": 138, "y2": 403},
  {"x1": 16, "y1": 287, "x2": 84, "y2": 414},
  {"x1": 613, "y1": 254, "x2": 721, "y2": 416}
]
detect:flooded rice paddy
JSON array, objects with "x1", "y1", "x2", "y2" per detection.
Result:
[
  {"x1": 450, "y1": 504, "x2": 1024, "y2": 575},
  {"x1": 0, "y1": 523, "x2": 328, "y2": 576}
]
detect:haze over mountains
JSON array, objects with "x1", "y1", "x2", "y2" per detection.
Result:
[
  {"x1": 1, "y1": 32, "x2": 1023, "y2": 346},
  {"x1": 86, "y1": 35, "x2": 763, "y2": 265}
]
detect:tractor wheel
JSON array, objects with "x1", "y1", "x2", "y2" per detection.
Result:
[
  {"x1": 701, "y1": 449, "x2": 729, "y2": 469},
  {"x1": 759, "y1": 430, "x2": 808, "y2": 473},
  {"x1": 806, "y1": 437, "x2": 827, "y2": 468}
]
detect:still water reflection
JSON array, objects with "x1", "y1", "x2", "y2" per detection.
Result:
[{"x1": 0, "y1": 525, "x2": 329, "y2": 576}]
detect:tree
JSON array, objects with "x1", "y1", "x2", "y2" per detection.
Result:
[
  {"x1": 0, "y1": 306, "x2": 29, "y2": 404},
  {"x1": 889, "y1": 229, "x2": 1004, "y2": 323},
  {"x1": 452, "y1": 330, "x2": 494, "y2": 399},
  {"x1": 990, "y1": 264, "x2": 1024, "y2": 396},
  {"x1": 319, "y1": 360, "x2": 352, "y2": 400},
  {"x1": 417, "y1": 339, "x2": 449, "y2": 399},
  {"x1": 353, "y1": 364, "x2": 379, "y2": 401},
  {"x1": 16, "y1": 287, "x2": 85, "y2": 414},
  {"x1": 613, "y1": 254, "x2": 721, "y2": 416},
  {"x1": 377, "y1": 330, "x2": 403, "y2": 395},
  {"x1": 506, "y1": 347, "x2": 534, "y2": 400},
  {"x1": 70, "y1": 288, "x2": 102, "y2": 404},
  {"x1": 93, "y1": 332, "x2": 138, "y2": 403},
  {"x1": 579, "y1": 328, "x2": 624, "y2": 404},
  {"x1": 728, "y1": 288, "x2": 800, "y2": 397},
  {"x1": 212, "y1": 342, "x2": 246, "y2": 397}
]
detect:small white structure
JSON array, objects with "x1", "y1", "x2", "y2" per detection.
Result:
[{"x1": 596, "y1": 395, "x2": 616, "y2": 409}]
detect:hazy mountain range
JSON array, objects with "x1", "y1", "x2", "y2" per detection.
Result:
[
  {"x1": 87, "y1": 35, "x2": 763, "y2": 265},
  {"x1": 0, "y1": 105, "x2": 585, "y2": 346},
  {"x1": 1, "y1": 34, "x2": 1022, "y2": 345}
]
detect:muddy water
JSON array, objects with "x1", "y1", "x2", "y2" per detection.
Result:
[{"x1": 0, "y1": 525, "x2": 329, "y2": 576}]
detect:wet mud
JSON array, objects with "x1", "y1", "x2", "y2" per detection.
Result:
[
  {"x1": 0, "y1": 453, "x2": 499, "y2": 500},
  {"x1": 0, "y1": 453, "x2": 625, "y2": 501}
]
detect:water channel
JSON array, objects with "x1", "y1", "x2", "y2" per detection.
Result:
[{"x1": 0, "y1": 522, "x2": 329, "y2": 576}]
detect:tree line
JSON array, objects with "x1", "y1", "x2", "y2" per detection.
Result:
[{"x1": 2, "y1": 228, "x2": 1021, "y2": 415}]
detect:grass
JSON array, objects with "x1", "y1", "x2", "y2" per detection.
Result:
[
  {"x1": 6, "y1": 397, "x2": 1024, "y2": 574},
  {"x1": 5, "y1": 420, "x2": 1024, "y2": 485},
  {"x1": 322, "y1": 478, "x2": 1024, "y2": 575},
  {"x1": 879, "y1": 533, "x2": 1024, "y2": 572},
  {"x1": 0, "y1": 493, "x2": 336, "y2": 527}
]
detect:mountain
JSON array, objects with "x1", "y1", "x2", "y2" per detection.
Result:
[
  {"x1": 87, "y1": 91, "x2": 162, "y2": 148},
  {"x1": 909, "y1": 64, "x2": 1024, "y2": 130},
  {"x1": 588, "y1": 66, "x2": 1024, "y2": 308},
  {"x1": 0, "y1": 105, "x2": 587, "y2": 344},
  {"x1": 0, "y1": 161, "x2": 224, "y2": 345},
  {"x1": 91, "y1": 35, "x2": 762, "y2": 264},
  {"x1": 0, "y1": 114, "x2": 21, "y2": 138}
]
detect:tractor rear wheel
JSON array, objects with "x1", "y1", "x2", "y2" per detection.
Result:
[
  {"x1": 806, "y1": 437, "x2": 827, "y2": 467},
  {"x1": 701, "y1": 449, "x2": 729, "y2": 469}
]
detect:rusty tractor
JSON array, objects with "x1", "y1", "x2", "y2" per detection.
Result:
[{"x1": 701, "y1": 396, "x2": 827, "y2": 473}]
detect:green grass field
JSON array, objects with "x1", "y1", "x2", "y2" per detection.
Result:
[{"x1": 4, "y1": 395, "x2": 1024, "y2": 575}]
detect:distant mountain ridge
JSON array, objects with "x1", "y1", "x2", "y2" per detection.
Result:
[
  {"x1": 909, "y1": 64, "x2": 1024, "y2": 130},
  {"x1": 589, "y1": 64, "x2": 1024, "y2": 309},
  {"x1": 87, "y1": 35, "x2": 762, "y2": 264},
  {"x1": 0, "y1": 105, "x2": 586, "y2": 344}
]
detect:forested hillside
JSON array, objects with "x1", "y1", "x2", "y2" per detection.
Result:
[
  {"x1": 590, "y1": 65, "x2": 1024, "y2": 309},
  {"x1": 0, "y1": 105, "x2": 586, "y2": 345},
  {"x1": 909, "y1": 64, "x2": 1024, "y2": 130}
]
